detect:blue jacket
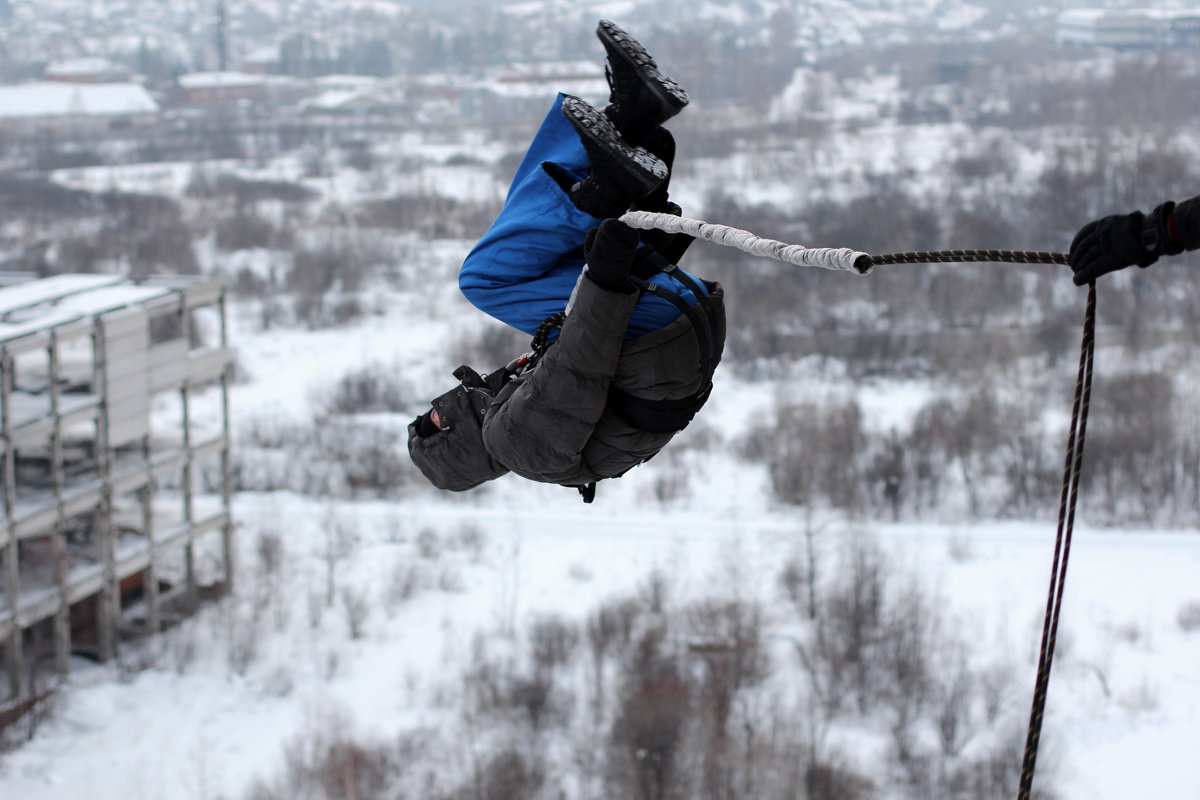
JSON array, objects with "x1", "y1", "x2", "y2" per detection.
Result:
[{"x1": 459, "y1": 93, "x2": 706, "y2": 339}]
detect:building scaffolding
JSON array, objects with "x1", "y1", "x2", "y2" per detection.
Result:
[{"x1": 0, "y1": 272, "x2": 233, "y2": 718}]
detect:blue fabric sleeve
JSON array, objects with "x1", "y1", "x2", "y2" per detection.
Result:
[{"x1": 458, "y1": 93, "x2": 708, "y2": 339}]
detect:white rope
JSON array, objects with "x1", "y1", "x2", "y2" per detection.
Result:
[{"x1": 619, "y1": 210, "x2": 872, "y2": 275}]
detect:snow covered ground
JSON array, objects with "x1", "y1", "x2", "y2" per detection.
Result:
[{"x1": 1, "y1": 270, "x2": 1198, "y2": 799}]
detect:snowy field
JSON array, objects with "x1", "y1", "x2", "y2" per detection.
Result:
[{"x1": 1, "y1": 275, "x2": 1198, "y2": 799}]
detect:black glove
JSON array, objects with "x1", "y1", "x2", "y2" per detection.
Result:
[
  {"x1": 1069, "y1": 202, "x2": 1180, "y2": 286},
  {"x1": 414, "y1": 410, "x2": 440, "y2": 438},
  {"x1": 584, "y1": 218, "x2": 640, "y2": 292}
]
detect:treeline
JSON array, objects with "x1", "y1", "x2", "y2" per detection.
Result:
[{"x1": 740, "y1": 366, "x2": 1200, "y2": 525}]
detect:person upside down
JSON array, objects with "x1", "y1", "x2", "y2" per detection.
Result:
[{"x1": 407, "y1": 20, "x2": 726, "y2": 501}]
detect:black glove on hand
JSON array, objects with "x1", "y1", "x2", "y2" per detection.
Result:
[
  {"x1": 1069, "y1": 202, "x2": 1180, "y2": 286},
  {"x1": 584, "y1": 218, "x2": 640, "y2": 292}
]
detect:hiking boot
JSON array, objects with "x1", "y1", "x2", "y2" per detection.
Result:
[
  {"x1": 630, "y1": 125, "x2": 675, "y2": 212},
  {"x1": 562, "y1": 94, "x2": 666, "y2": 218},
  {"x1": 597, "y1": 19, "x2": 689, "y2": 145}
]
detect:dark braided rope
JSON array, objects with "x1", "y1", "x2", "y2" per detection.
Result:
[
  {"x1": 862, "y1": 249, "x2": 1070, "y2": 268},
  {"x1": 1017, "y1": 281, "x2": 1096, "y2": 800},
  {"x1": 529, "y1": 312, "x2": 566, "y2": 362},
  {"x1": 858, "y1": 246, "x2": 1091, "y2": 799},
  {"x1": 864, "y1": 247, "x2": 1092, "y2": 800},
  {"x1": 865, "y1": 247, "x2": 1093, "y2": 800}
]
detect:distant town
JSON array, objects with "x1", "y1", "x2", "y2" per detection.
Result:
[
  {"x1": 0, "y1": 5, "x2": 1197, "y2": 151},
  {"x1": 1055, "y1": 8, "x2": 1200, "y2": 49}
]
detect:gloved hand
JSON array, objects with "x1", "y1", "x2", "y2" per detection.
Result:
[
  {"x1": 584, "y1": 218, "x2": 640, "y2": 292},
  {"x1": 1069, "y1": 202, "x2": 1180, "y2": 286}
]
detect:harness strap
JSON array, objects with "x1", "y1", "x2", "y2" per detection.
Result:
[
  {"x1": 633, "y1": 250, "x2": 716, "y2": 380},
  {"x1": 526, "y1": 247, "x2": 720, "y2": 499},
  {"x1": 618, "y1": 250, "x2": 719, "y2": 433}
]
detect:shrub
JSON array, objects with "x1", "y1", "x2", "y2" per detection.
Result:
[
  {"x1": 764, "y1": 397, "x2": 867, "y2": 514},
  {"x1": 132, "y1": 217, "x2": 199, "y2": 275},
  {"x1": 316, "y1": 364, "x2": 411, "y2": 416},
  {"x1": 464, "y1": 748, "x2": 546, "y2": 800},
  {"x1": 1083, "y1": 369, "x2": 1180, "y2": 521},
  {"x1": 610, "y1": 656, "x2": 691, "y2": 800},
  {"x1": 33, "y1": 147, "x2": 103, "y2": 171},
  {"x1": 188, "y1": 173, "x2": 316, "y2": 208},
  {"x1": 354, "y1": 192, "x2": 501, "y2": 239},
  {"x1": 232, "y1": 415, "x2": 413, "y2": 499},
  {"x1": 385, "y1": 560, "x2": 422, "y2": 611},
  {"x1": 246, "y1": 713, "x2": 405, "y2": 800},
  {"x1": 341, "y1": 587, "x2": 371, "y2": 640},
  {"x1": 216, "y1": 213, "x2": 290, "y2": 251},
  {"x1": 0, "y1": 176, "x2": 95, "y2": 217},
  {"x1": 290, "y1": 244, "x2": 352, "y2": 294},
  {"x1": 216, "y1": 174, "x2": 318, "y2": 205},
  {"x1": 342, "y1": 140, "x2": 374, "y2": 172},
  {"x1": 287, "y1": 243, "x2": 370, "y2": 328},
  {"x1": 233, "y1": 267, "x2": 271, "y2": 297},
  {"x1": 802, "y1": 758, "x2": 877, "y2": 800},
  {"x1": 47, "y1": 189, "x2": 198, "y2": 275},
  {"x1": 529, "y1": 614, "x2": 579, "y2": 674},
  {"x1": 448, "y1": 324, "x2": 528, "y2": 371},
  {"x1": 1178, "y1": 601, "x2": 1200, "y2": 634}
]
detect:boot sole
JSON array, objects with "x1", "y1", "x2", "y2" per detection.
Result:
[
  {"x1": 562, "y1": 95, "x2": 667, "y2": 195},
  {"x1": 597, "y1": 19, "x2": 690, "y2": 114}
]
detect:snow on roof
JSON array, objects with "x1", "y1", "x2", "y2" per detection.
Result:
[
  {"x1": 336, "y1": 0, "x2": 408, "y2": 15},
  {"x1": 0, "y1": 274, "x2": 124, "y2": 317},
  {"x1": 0, "y1": 276, "x2": 179, "y2": 344},
  {"x1": 303, "y1": 89, "x2": 381, "y2": 110},
  {"x1": 178, "y1": 71, "x2": 269, "y2": 89},
  {"x1": 1132, "y1": 7, "x2": 1196, "y2": 20},
  {"x1": 243, "y1": 46, "x2": 279, "y2": 63},
  {"x1": 45, "y1": 57, "x2": 127, "y2": 77},
  {"x1": 1058, "y1": 7, "x2": 1198, "y2": 24},
  {"x1": 1057, "y1": 9, "x2": 1108, "y2": 24},
  {"x1": 0, "y1": 82, "x2": 158, "y2": 120},
  {"x1": 51, "y1": 284, "x2": 172, "y2": 316},
  {"x1": 0, "y1": 310, "x2": 89, "y2": 343},
  {"x1": 314, "y1": 74, "x2": 381, "y2": 90}
]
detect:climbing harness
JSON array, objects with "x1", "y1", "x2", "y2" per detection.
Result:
[
  {"x1": 620, "y1": 249, "x2": 721, "y2": 434},
  {"x1": 515, "y1": 312, "x2": 604, "y2": 505},
  {"x1": 619, "y1": 211, "x2": 1089, "y2": 799},
  {"x1": 525, "y1": 247, "x2": 721, "y2": 504}
]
